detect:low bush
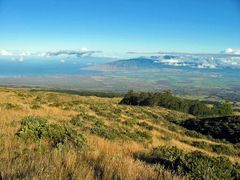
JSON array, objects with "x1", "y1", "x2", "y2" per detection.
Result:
[
  {"x1": 167, "y1": 124, "x2": 181, "y2": 132},
  {"x1": 191, "y1": 141, "x2": 238, "y2": 156},
  {"x1": 30, "y1": 102, "x2": 42, "y2": 109},
  {"x1": 129, "y1": 130, "x2": 152, "y2": 141},
  {"x1": 17, "y1": 116, "x2": 86, "y2": 149},
  {"x1": 235, "y1": 143, "x2": 240, "y2": 149},
  {"x1": 90, "y1": 121, "x2": 121, "y2": 140},
  {"x1": 70, "y1": 115, "x2": 83, "y2": 126},
  {"x1": 123, "y1": 120, "x2": 137, "y2": 127},
  {"x1": 0, "y1": 103, "x2": 21, "y2": 110},
  {"x1": 47, "y1": 124, "x2": 85, "y2": 148},
  {"x1": 191, "y1": 141, "x2": 210, "y2": 150},
  {"x1": 185, "y1": 130, "x2": 205, "y2": 138},
  {"x1": 89, "y1": 120, "x2": 152, "y2": 142},
  {"x1": 17, "y1": 116, "x2": 49, "y2": 141},
  {"x1": 70, "y1": 113, "x2": 97, "y2": 126},
  {"x1": 136, "y1": 146, "x2": 240, "y2": 179},
  {"x1": 160, "y1": 135, "x2": 173, "y2": 141},
  {"x1": 210, "y1": 144, "x2": 238, "y2": 156},
  {"x1": 137, "y1": 122, "x2": 154, "y2": 130},
  {"x1": 78, "y1": 113, "x2": 97, "y2": 122}
]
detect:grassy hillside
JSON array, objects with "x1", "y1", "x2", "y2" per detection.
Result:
[{"x1": 0, "y1": 88, "x2": 239, "y2": 179}]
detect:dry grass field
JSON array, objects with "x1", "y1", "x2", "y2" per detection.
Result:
[{"x1": 0, "y1": 88, "x2": 239, "y2": 179}]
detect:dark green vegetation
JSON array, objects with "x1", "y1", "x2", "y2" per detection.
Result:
[
  {"x1": 181, "y1": 116, "x2": 240, "y2": 144},
  {"x1": 30, "y1": 89, "x2": 124, "y2": 98},
  {"x1": 136, "y1": 146, "x2": 240, "y2": 180},
  {"x1": 17, "y1": 116, "x2": 86, "y2": 149},
  {"x1": 188, "y1": 141, "x2": 239, "y2": 156},
  {"x1": 120, "y1": 90, "x2": 233, "y2": 117}
]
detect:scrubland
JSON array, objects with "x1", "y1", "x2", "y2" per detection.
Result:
[{"x1": 0, "y1": 88, "x2": 239, "y2": 179}]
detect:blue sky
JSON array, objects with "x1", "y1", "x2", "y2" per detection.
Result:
[{"x1": 0, "y1": 0, "x2": 240, "y2": 54}]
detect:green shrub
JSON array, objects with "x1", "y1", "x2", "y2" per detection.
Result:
[
  {"x1": 17, "y1": 116, "x2": 49, "y2": 140},
  {"x1": 160, "y1": 135, "x2": 173, "y2": 141},
  {"x1": 47, "y1": 124, "x2": 85, "y2": 148},
  {"x1": 30, "y1": 102, "x2": 42, "y2": 109},
  {"x1": 235, "y1": 143, "x2": 240, "y2": 149},
  {"x1": 128, "y1": 130, "x2": 152, "y2": 141},
  {"x1": 89, "y1": 120, "x2": 152, "y2": 142},
  {"x1": 164, "y1": 114, "x2": 178, "y2": 123},
  {"x1": 191, "y1": 141, "x2": 238, "y2": 156},
  {"x1": 113, "y1": 108, "x2": 122, "y2": 115},
  {"x1": 30, "y1": 96, "x2": 45, "y2": 109},
  {"x1": 185, "y1": 130, "x2": 205, "y2": 138},
  {"x1": 181, "y1": 151, "x2": 237, "y2": 179},
  {"x1": 167, "y1": 124, "x2": 181, "y2": 132},
  {"x1": 17, "y1": 116, "x2": 86, "y2": 149},
  {"x1": 123, "y1": 120, "x2": 137, "y2": 127},
  {"x1": 77, "y1": 113, "x2": 97, "y2": 122},
  {"x1": 0, "y1": 103, "x2": 21, "y2": 110},
  {"x1": 136, "y1": 146, "x2": 184, "y2": 169},
  {"x1": 48, "y1": 102, "x2": 62, "y2": 107},
  {"x1": 154, "y1": 146, "x2": 184, "y2": 163},
  {"x1": 90, "y1": 121, "x2": 120, "y2": 140},
  {"x1": 136, "y1": 146, "x2": 240, "y2": 179},
  {"x1": 137, "y1": 122, "x2": 154, "y2": 130},
  {"x1": 70, "y1": 115, "x2": 83, "y2": 126},
  {"x1": 210, "y1": 144, "x2": 238, "y2": 156},
  {"x1": 191, "y1": 141, "x2": 210, "y2": 150}
]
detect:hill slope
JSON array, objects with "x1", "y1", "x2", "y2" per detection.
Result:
[{"x1": 0, "y1": 88, "x2": 239, "y2": 179}]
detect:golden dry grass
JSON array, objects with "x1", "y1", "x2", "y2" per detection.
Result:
[{"x1": 0, "y1": 87, "x2": 239, "y2": 179}]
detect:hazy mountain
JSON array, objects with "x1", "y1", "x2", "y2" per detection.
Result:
[{"x1": 85, "y1": 54, "x2": 240, "y2": 71}]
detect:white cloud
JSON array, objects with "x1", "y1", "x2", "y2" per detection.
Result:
[
  {"x1": 0, "y1": 49, "x2": 12, "y2": 56},
  {"x1": 0, "y1": 48, "x2": 101, "y2": 58},
  {"x1": 43, "y1": 49, "x2": 101, "y2": 57},
  {"x1": 151, "y1": 53, "x2": 240, "y2": 69},
  {"x1": 20, "y1": 51, "x2": 33, "y2": 56},
  {"x1": 80, "y1": 48, "x2": 88, "y2": 52},
  {"x1": 221, "y1": 48, "x2": 240, "y2": 55}
]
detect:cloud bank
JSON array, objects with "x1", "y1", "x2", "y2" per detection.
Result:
[
  {"x1": 0, "y1": 48, "x2": 101, "y2": 62},
  {"x1": 221, "y1": 48, "x2": 240, "y2": 55},
  {"x1": 0, "y1": 50, "x2": 12, "y2": 56},
  {"x1": 151, "y1": 53, "x2": 240, "y2": 69},
  {"x1": 1, "y1": 48, "x2": 239, "y2": 69},
  {"x1": 43, "y1": 49, "x2": 101, "y2": 57},
  {"x1": 127, "y1": 48, "x2": 240, "y2": 69}
]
